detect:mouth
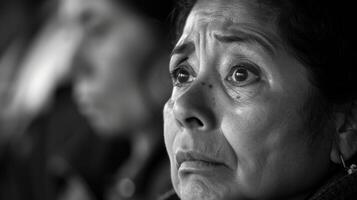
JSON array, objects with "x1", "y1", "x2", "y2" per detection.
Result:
[{"x1": 175, "y1": 150, "x2": 229, "y2": 174}]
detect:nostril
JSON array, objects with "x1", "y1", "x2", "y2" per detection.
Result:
[{"x1": 185, "y1": 117, "x2": 204, "y2": 128}]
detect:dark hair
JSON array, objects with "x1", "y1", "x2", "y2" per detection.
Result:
[
  {"x1": 171, "y1": 0, "x2": 197, "y2": 44},
  {"x1": 112, "y1": 0, "x2": 175, "y2": 34},
  {"x1": 174, "y1": 0, "x2": 357, "y2": 104}
]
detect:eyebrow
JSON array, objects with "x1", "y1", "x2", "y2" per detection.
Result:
[
  {"x1": 170, "y1": 25, "x2": 279, "y2": 57},
  {"x1": 170, "y1": 42, "x2": 195, "y2": 57},
  {"x1": 213, "y1": 30, "x2": 278, "y2": 56}
]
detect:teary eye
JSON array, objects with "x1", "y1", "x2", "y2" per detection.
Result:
[
  {"x1": 171, "y1": 65, "x2": 196, "y2": 87},
  {"x1": 226, "y1": 64, "x2": 260, "y2": 87}
]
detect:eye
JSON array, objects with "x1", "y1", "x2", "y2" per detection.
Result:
[
  {"x1": 226, "y1": 64, "x2": 260, "y2": 87},
  {"x1": 171, "y1": 65, "x2": 195, "y2": 87}
]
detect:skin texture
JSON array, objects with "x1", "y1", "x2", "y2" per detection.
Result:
[
  {"x1": 164, "y1": 0, "x2": 335, "y2": 199},
  {"x1": 72, "y1": 0, "x2": 154, "y2": 134}
]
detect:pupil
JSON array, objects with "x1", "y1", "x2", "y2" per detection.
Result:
[
  {"x1": 177, "y1": 69, "x2": 190, "y2": 83},
  {"x1": 234, "y1": 68, "x2": 248, "y2": 82}
]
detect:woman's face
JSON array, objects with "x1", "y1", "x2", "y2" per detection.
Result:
[
  {"x1": 72, "y1": 0, "x2": 154, "y2": 134},
  {"x1": 164, "y1": 0, "x2": 334, "y2": 199}
]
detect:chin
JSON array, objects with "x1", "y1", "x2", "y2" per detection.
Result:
[{"x1": 178, "y1": 175, "x2": 229, "y2": 200}]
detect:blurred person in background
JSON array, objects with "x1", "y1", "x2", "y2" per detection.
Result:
[
  {"x1": 0, "y1": 0, "x2": 49, "y2": 150},
  {"x1": 69, "y1": 0, "x2": 174, "y2": 199},
  {"x1": 0, "y1": 0, "x2": 87, "y2": 200},
  {"x1": 0, "y1": 0, "x2": 174, "y2": 199}
]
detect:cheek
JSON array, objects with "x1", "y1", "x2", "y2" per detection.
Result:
[
  {"x1": 221, "y1": 104, "x2": 273, "y2": 185},
  {"x1": 163, "y1": 100, "x2": 175, "y2": 145},
  {"x1": 163, "y1": 100, "x2": 181, "y2": 191},
  {"x1": 163, "y1": 100, "x2": 178, "y2": 160},
  {"x1": 220, "y1": 98, "x2": 305, "y2": 188},
  {"x1": 222, "y1": 100, "x2": 280, "y2": 154},
  {"x1": 220, "y1": 95, "x2": 332, "y2": 198}
]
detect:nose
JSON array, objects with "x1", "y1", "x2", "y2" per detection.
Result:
[{"x1": 173, "y1": 82, "x2": 217, "y2": 131}]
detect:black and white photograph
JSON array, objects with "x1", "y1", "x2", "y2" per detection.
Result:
[{"x1": 1, "y1": 0, "x2": 356, "y2": 200}]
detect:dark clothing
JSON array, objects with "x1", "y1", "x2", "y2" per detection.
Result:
[{"x1": 308, "y1": 168, "x2": 357, "y2": 200}]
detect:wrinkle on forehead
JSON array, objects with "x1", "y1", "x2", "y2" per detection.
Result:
[
  {"x1": 174, "y1": 0, "x2": 282, "y2": 57},
  {"x1": 195, "y1": 0, "x2": 271, "y2": 24},
  {"x1": 183, "y1": 0, "x2": 278, "y2": 37},
  {"x1": 196, "y1": 0, "x2": 277, "y2": 21}
]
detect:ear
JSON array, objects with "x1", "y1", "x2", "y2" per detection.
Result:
[{"x1": 330, "y1": 101, "x2": 357, "y2": 164}]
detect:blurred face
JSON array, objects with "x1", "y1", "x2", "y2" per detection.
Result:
[
  {"x1": 164, "y1": 0, "x2": 334, "y2": 199},
  {"x1": 73, "y1": 0, "x2": 154, "y2": 134}
]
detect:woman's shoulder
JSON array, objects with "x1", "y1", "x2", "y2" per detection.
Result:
[{"x1": 308, "y1": 168, "x2": 357, "y2": 200}]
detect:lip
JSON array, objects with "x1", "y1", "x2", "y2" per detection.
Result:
[{"x1": 175, "y1": 150, "x2": 229, "y2": 174}]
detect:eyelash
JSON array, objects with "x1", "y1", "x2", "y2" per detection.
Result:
[
  {"x1": 170, "y1": 59, "x2": 261, "y2": 88},
  {"x1": 170, "y1": 62, "x2": 196, "y2": 87},
  {"x1": 225, "y1": 62, "x2": 261, "y2": 87}
]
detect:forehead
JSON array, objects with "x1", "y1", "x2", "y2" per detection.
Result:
[
  {"x1": 191, "y1": 0, "x2": 257, "y2": 23},
  {"x1": 174, "y1": 0, "x2": 282, "y2": 57},
  {"x1": 181, "y1": 0, "x2": 279, "y2": 42}
]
